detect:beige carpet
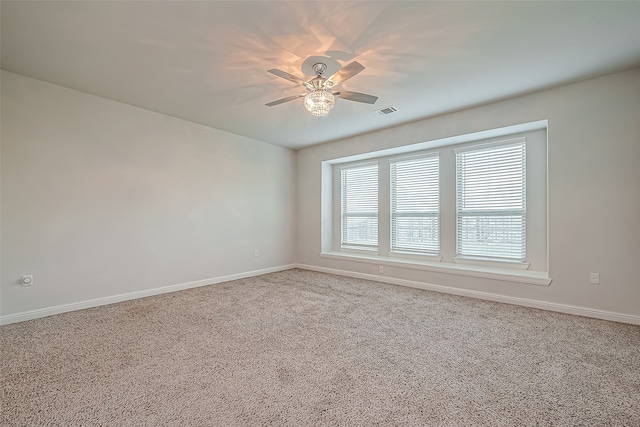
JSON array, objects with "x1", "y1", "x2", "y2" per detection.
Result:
[{"x1": 2, "y1": 269, "x2": 639, "y2": 426}]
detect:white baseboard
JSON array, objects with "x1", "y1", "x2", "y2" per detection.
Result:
[
  {"x1": 3, "y1": 263, "x2": 638, "y2": 326},
  {"x1": 0, "y1": 264, "x2": 297, "y2": 325},
  {"x1": 294, "y1": 264, "x2": 640, "y2": 326}
]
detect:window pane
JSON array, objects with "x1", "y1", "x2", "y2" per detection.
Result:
[
  {"x1": 344, "y1": 216, "x2": 378, "y2": 246},
  {"x1": 393, "y1": 215, "x2": 439, "y2": 253},
  {"x1": 457, "y1": 214, "x2": 525, "y2": 260}
]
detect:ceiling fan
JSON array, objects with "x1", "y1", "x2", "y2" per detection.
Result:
[{"x1": 265, "y1": 61, "x2": 378, "y2": 117}]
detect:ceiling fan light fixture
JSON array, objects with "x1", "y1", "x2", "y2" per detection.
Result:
[
  {"x1": 266, "y1": 60, "x2": 376, "y2": 115},
  {"x1": 304, "y1": 90, "x2": 335, "y2": 117}
]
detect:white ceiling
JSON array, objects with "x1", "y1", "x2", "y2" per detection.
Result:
[{"x1": 2, "y1": 1, "x2": 640, "y2": 149}]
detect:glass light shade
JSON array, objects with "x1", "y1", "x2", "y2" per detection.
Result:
[{"x1": 304, "y1": 90, "x2": 335, "y2": 117}]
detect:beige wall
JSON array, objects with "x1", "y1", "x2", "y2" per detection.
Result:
[
  {"x1": 296, "y1": 68, "x2": 640, "y2": 319},
  {"x1": 2, "y1": 67, "x2": 639, "y2": 323},
  {"x1": 1, "y1": 71, "x2": 296, "y2": 319}
]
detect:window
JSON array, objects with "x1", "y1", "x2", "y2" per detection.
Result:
[
  {"x1": 325, "y1": 124, "x2": 547, "y2": 279},
  {"x1": 390, "y1": 155, "x2": 439, "y2": 255},
  {"x1": 456, "y1": 141, "x2": 526, "y2": 262},
  {"x1": 341, "y1": 163, "x2": 378, "y2": 249}
]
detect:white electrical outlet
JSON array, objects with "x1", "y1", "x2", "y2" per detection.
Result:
[
  {"x1": 254, "y1": 249, "x2": 261, "y2": 257},
  {"x1": 379, "y1": 266, "x2": 384, "y2": 274},
  {"x1": 589, "y1": 273, "x2": 600, "y2": 285},
  {"x1": 21, "y1": 275, "x2": 33, "y2": 287}
]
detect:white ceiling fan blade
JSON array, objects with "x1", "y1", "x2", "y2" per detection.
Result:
[
  {"x1": 327, "y1": 61, "x2": 365, "y2": 86},
  {"x1": 335, "y1": 90, "x2": 378, "y2": 104},
  {"x1": 267, "y1": 69, "x2": 312, "y2": 90},
  {"x1": 265, "y1": 94, "x2": 304, "y2": 107}
]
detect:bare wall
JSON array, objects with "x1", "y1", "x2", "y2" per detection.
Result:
[
  {"x1": 296, "y1": 68, "x2": 640, "y2": 319},
  {"x1": 1, "y1": 70, "x2": 296, "y2": 318}
]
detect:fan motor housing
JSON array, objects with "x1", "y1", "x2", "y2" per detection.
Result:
[{"x1": 312, "y1": 63, "x2": 327, "y2": 76}]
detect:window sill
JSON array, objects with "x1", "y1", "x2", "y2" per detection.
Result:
[
  {"x1": 319, "y1": 251, "x2": 551, "y2": 286},
  {"x1": 453, "y1": 257, "x2": 530, "y2": 270}
]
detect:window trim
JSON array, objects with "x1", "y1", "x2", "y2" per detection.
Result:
[{"x1": 319, "y1": 251, "x2": 550, "y2": 286}]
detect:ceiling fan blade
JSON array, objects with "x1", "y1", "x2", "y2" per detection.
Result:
[
  {"x1": 335, "y1": 90, "x2": 378, "y2": 104},
  {"x1": 267, "y1": 69, "x2": 311, "y2": 89},
  {"x1": 327, "y1": 61, "x2": 365, "y2": 86},
  {"x1": 265, "y1": 94, "x2": 303, "y2": 107}
]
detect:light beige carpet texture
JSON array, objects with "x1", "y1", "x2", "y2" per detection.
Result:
[{"x1": 2, "y1": 269, "x2": 639, "y2": 426}]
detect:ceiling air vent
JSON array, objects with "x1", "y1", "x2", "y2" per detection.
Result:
[{"x1": 375, "y1": 105, "x2": 398, "y2": 115}]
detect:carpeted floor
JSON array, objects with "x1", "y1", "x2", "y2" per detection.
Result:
[{"x1": 1, "y1": 269, "x2": 639, "y2": 426}]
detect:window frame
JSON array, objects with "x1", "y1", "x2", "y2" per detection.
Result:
[
  {"x1": 454, "y1": 138, "x2": 527, "y2": 263},
  {"x1": 339, "y1": 161, "x2": 379, "y2": 251},
  {"x1": 389, "y1": 152, "x2": 440, "y2": 256}
]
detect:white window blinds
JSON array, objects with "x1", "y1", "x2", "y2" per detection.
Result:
[
  {"x1": 341, "y1": 163, "x2": 378, "y2": 249},
  {"x1": 390, "y1": 155, "x2": 439, "y2": 254},
  {"x1": 456, "y1": 140, "x2": 526, "y2": 262}
]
